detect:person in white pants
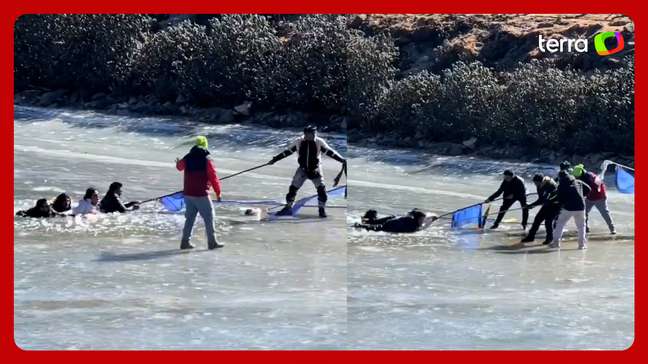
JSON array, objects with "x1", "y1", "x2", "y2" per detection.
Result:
[{"x1": 549, "y1": 171, "x2": 591, "y2": 250}]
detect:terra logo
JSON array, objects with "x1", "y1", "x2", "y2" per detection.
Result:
[
  {"x1": 594, "y1": 32, "x2": 624, "y2": 56},
  {"x1": 538, "y1": 32, "x2": 624, "y2": 56}
]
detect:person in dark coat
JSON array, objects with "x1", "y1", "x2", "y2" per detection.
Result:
[
  {"x1": 548, "y1": 170, "x2": 591, "y2": 249},
  {"x1": 99, "y1": 182, "x2": 140, "y2": 213},
  {"x1": 353, "y1": 209, "x2": 436, "y2": 233},
  {"x1": 485, "y1": 170, "x2": 528, "y2": 230},
  {"x1": 521, "y1": 174, "x2": 560, "y2": 244},
  {"x1": 16, "y1": 198, "x2": 56, "y2": 218}
]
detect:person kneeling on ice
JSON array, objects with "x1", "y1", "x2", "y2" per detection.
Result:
[
  {"x1": 549, "y1": 170, "x2": 591, "y2": 250},
  {"x1": 485, "y1": 170, "x2": 528, "y2": 230},
  {"x1": 175, "y1": 136, "x2": 223, "y2": 250},
  {"x1": 16, "y1": 198, "x2": 57, "y2": 218},
  {"x1": 51, "y1": 193, "x2": 72, "y2": 214},
  {"x1": 72, "y1": 188, "x2": 100, "y2": 215},
  {"x1": 353, "y1": 209, "x2": 436, "y2": 233},
  {"x1": 521, "y1": 174, "x2": 560, "y2": 245},
  {"x1": 268, "y1": 125, "x2": 346, "y2": 218},
  {"x1": 572, "y1": 164, "x2": 616, "y2": 235},
  {"x1": 100, "y1": 182, "x2": 140, "y2": 213}
]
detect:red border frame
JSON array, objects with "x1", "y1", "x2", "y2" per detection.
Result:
[{"x1": 2, "y1": 0, "x2": 643, "y2": 361}]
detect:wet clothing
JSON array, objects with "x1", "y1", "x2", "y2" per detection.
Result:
[
  {"x1": 286, "y1": 167, "x2": 328, "y2": 207},
  {"x1": 176, "y1": 146, "x2": 221, "y2": 198},
  {"x1": 181, "y1": 195, "x2": 219, "y2": 249},
  {"x1": 355, "y1": 215, "x2": 422, "y2": 233},
  {"x1": 16, "y1": 207, "x2": 56, "y2": 218},
  {"x1": 73, "y1": 199, "x2": 98, "y2": 215},
  {"x1": 100, "y1": 193, "x2": 127, "y2": 213}
]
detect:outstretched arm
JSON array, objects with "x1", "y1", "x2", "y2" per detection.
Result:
[
  {"x1": 269, "y1": 144, "x2": 297, "y2": 165},
  {"x1": 320, "y1": 140, "x2": 346, "y2": 163},
  {"x1": 486, "y1": 181, "x2": 505, "y2": 202}
]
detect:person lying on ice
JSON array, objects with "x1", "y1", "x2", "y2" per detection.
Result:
[
  {"x1": 353, "y1": 209, "x2": 437, "y2": 233},
  {"x1": 268, "y1": 125, "x2": 346, "y2": 218},
  {"x1": 16, "y1": 198, "x2": 58, "y2": 218},
  {"x1": 485, "y1": 169, "x2": 528, "y2": 230}
]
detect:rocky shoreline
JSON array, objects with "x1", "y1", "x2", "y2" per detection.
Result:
[{"x1": 15, "y1": 88, "x2": 633, "y2": 170}]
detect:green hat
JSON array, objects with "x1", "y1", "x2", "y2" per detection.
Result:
[
  {"x1": 572, "y1": 164, "x2": 585, "y2": 178},
  {"x1": 196, "y1": 136, "x2": 208, "y2": 149}
]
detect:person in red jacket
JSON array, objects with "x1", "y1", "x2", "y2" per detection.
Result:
[
  {"x1": 175, "y1": 136, "x2": 223, "y2": 250},
  {"x1": 572, "y1": 164, "x2": 616, "y2": 234}
]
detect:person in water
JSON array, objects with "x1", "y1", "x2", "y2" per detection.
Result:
[
  {"x1": 268, "y1": 125, "x2": 346, "y2": 218},
  {"x1": 51, "y1": 193, "x2": 72, "y2": 214},
  {"x1": 16, "y1": 198, "x2": 57, "y2": 218},
  {"x1": 521, "y1": 174, "x2": 560, "y2": 244},
  {"x1": 549, "y1": 170, "x2": 591, "y2": 249},
  {"x1": 100, "y1": 182, "x2": 140, "y2": 213},
  {"x1": 354, "y1": 209, "x2": 436, "y2": 233},
  {"x1": 72, "y1": 188, "x2": 100, "y2": 215},
  {"x1": 572, "y1": 164, "x2": 616, "y2": 234},
  {"x1": 175, "y1": 136, "x2": 223, "y2": 250},
  {"x1": 485, "y1": 170, "x2": 528, "y2": 230}
]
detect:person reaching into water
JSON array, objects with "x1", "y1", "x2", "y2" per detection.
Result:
[
  {"x1": 51, "y1": 193, "x2": 72, "y2": 214},
  {"x1": 485, "y1": 170, "x2": 528, "y2": 230},
  {"x1": 100, "y1": 182, "x2": 140, "y2": 213},
  {"x1": 549, "y1": 170, "x2": 591, "y2": 250},
  {"x1": 16, "y1": 198, "x2": 57, "y2": 218},
  {"x1": 353, "y1": 209, "x2": 437, "y2": 233},
  {"x1": 268, "y1": 125, "x2": 346, "y2": 218},
  {"x1": 572, "y1": 164, "x2": 616, "y2": 235},
  {"x1": 72, "y1": 188, "x2": 100, "y2": 215},
  {"x1": 175, "y1": 136, "x2": 223, "y2": 250},
  {"x1": 521, "y1": 174, "x2": 560, "y2": 244}
]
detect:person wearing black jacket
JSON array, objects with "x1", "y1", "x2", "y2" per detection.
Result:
[
  {"x1": 548, "y1": 171, "x2": 592, "y2": 250},
  {"x1": 521, "y1": 174, "x2": 560, "y2": 244},
  {"x1": 485, "y1": 170, "x2": 528, "y2": 230},
  {"x1": 268, "y1": 125, "x2": 346, "y2": 218},
  {"x1": 16, "y1": 198, "x2": 57, "y2": 218},
  {"x1": 353, "y1": 209, "x2": 434, "y2": 233},
  {"x1": 99, "y1": 182, "x2": 140, "y2": 213}
]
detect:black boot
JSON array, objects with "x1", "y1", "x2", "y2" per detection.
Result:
[
  {"x1": 180, "y1": 241, "x2": 194, "y2": 250},
  {"x1": 521, "y1": 235, "x2": 534, "y2": 243},
  {"x1": 275, "y1": 204, "x2": 294, "y2": 216},
  {"x1": 319, "y1": 207, "x2": 327, "y2": 218}
]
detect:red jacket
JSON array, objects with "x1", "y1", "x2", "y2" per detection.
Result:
[
  {"x1": 176, "y1": 147, "x2": 221, "y2": 198},
  {"x1": 579, "y1": 171, "x2": 607, "y2": 201}
]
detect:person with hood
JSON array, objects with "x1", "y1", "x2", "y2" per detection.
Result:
[
  {"x1": 51, "y1": 193, "x2": 72, "y2": 214},
  {"x1": 572, "y1": 164, "x2": 616, "y2": 234},
  {"x1": 353, "y1": 209, "x2": 436, "y2": 233},
  {"x1": 485, "y1": 170, "x2": 528, "y2": 230},
  {"x1": 521, "y1": 174, "x2": 560, "y2": 244},
  {"x1": 72, "y1": 188, "x2": 100, "y2": 215},
  {"x1": 549, "y1": 170, "x2": 591, "y2": 249},
  {"x1": 268, "y1": 125, "x2": 346, "y2": 218},
  {"x1": 175, "y1": 136, "x2": 223, "y2": 250},
  {"x1": 16, "y1": 198, "x2": 56, "y2": 218},
  {"x1": 100, "y1": 182, "x2": 140, "y2": 213}
]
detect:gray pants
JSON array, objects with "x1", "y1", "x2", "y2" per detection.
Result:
[
  {"x1": 181, "y1": 195, "x2": 217, "y2": 246},
  {"x1": 552, "y1": 209, "x2": 587, "y2": 248},
  {"x1": 288, "y1": 168, "x2": 327, "y2": 208},
  {"x1": 585, "y1": 198, "x2": 615, "y2": 233}
]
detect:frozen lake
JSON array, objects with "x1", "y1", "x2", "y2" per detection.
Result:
[
  {"x1": 347, "y1": 146, "x2": 634, "y2": 349},
  {"x1": 14, "y1": 106, "x2": 347, "y2": 349}
]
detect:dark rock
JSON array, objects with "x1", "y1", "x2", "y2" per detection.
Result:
[
  {"x1": 234, "y1": 101, "x2": 253, "y2": 116},
  {"x1": 38, "y1": 89, "x2": 67, "y2": 106}
]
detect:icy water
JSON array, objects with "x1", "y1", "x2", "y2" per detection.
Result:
[
  {"x1": 14, "y1": 106, "x2": 347, "y2": 349},
  {"x1": 347, "y1": 146, "x2": 635, "y2": 349}
]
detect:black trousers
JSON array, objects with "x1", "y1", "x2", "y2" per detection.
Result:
[
  {"x1": 526, "y1": 205, "x2": 560, "y2": 241},
  {"x1": 492, "y1": 197, "x2": 528, "y2": 226}
]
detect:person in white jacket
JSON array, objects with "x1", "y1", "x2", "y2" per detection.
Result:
[
  {"x1": 73, "y1": 187, "x2": 100, "y2": 215},
  {"x1": 268, "y1": 125, "x2": 346, "y2": 218}
]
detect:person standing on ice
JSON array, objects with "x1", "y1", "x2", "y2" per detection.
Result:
[
  {"x1": 268, "y1": 125, "x2": 346, "y2": 218},
  {"x1": 521, "y1": 174, "x2": 560, "y2": 244},
  {"x1": 175, "y1": 136, "x2": 223, "y2": 250},
  {"x1": 572, "y1": 164, "x2": 616, "y2": 235},
  {"x1": 549, "y1": 170, "x2": 591, "y2": 250},
  {"x1": 484, "y1": 170, "x2": 528, "y2": 230}
]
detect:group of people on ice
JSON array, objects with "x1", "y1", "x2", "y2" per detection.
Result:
[
  {"x1": 354, "y1": 160, "x2": 616, "y2": 250},
  {"x1": 17, "y1": 125, "x2": 347, "y2": 252},
  {"x1": 16, "y1": 182, "x2": 140, "y2": 218}
]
